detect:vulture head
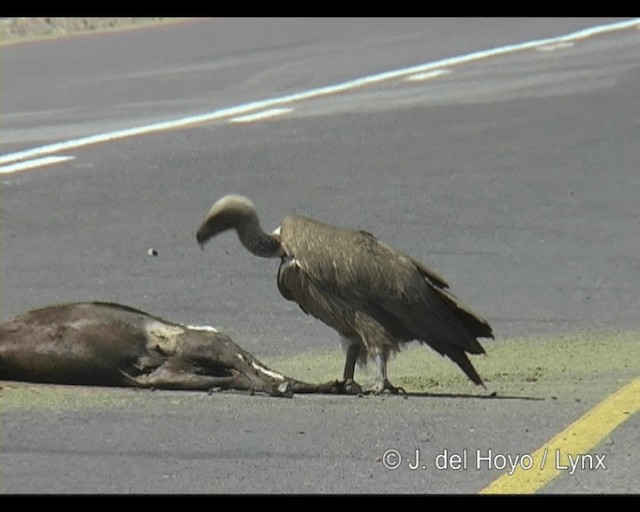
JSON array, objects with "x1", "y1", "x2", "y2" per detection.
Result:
[{"x1": 196, "y1": 195, "x2": 283, "y2": 258}]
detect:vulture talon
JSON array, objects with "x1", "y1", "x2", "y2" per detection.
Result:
[{"x1": 368, "y1": 381, "x2": 407, "y2": 397}]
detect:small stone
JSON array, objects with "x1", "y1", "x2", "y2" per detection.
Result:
[
  {"x1": 147, "y1": 248, "x2": 158, "y2": 257},
  {"x1": 418, "y1": 432, "x2": 432, "y2": 443}
]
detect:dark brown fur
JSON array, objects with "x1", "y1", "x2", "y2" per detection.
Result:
[{"x1": 0, "y1": 302, "x2": 341, "y2": 397}]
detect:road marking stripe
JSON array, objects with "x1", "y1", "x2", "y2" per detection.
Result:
[
  {"x1": 228, "y1": 107, "x2": 293, "y2": 123},
  {"x1": 480, "y1": 376, "x2": 640, "y2": 494},
  {"x1": 536, "y1": 41, "x2": 575, "y2": 52},
  {"x1": 1, "y1": 18, "x2": 638, "y2": 166},
  {"x1": 0, "y1": 155, "x2": 75, "y2": 174},
  {"x1": 404, "y1": 69, "x2": 451, "y2": 82}
]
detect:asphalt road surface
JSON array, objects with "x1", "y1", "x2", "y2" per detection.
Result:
[{"x1": 1, "y1": 18, "x2": 639, "y2": 494}]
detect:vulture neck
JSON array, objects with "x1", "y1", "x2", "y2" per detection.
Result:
[{"x1": 236, "y1": 215, "x2": 283, "y2": 259}]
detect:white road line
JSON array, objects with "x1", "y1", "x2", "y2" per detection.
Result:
[
  {"x1": 404, "y1": 69, "x2": 452, "y2": 82},
  {"x1": 228, "y1": 107, "x2": 293, "y2": 123},
  {"x1": 1, "y1": 18, "x2": 638, "y2": 166},
  {"x1": 536, "y1": 41, "x2": 576, "y2": 52},
  {"x1": 0, "y1": 155, "x2": 75, "y2": 174}
]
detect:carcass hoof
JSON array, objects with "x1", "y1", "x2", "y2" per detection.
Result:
[
  {"x1": 334, "y1": 378, "x2": 363, "y2": 396},
  {"x1": 276, "y1": 381, "x2": 294, "y2": 398}
]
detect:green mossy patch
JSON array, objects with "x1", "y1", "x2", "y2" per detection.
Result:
[
  {"x1": 1, "y1": 330, "x2": 637, "y2": 409},
  {"x1": 264, "y1": 330, "x2": 640, "y2": 397}
]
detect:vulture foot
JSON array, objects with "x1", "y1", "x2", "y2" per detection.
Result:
[{"x1": 369, "y1": 380, "x2": 407, "y2": 397}]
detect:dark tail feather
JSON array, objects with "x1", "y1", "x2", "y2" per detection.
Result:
[
  {"x1": 432, "y1": 286, "x2": 495, "y2": 342},
  {"x1": 449, "y1": 349, "x2": 485, "y2": 388}
]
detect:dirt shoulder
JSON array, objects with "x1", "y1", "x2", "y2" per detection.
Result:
[{"x1": 0, "y1": 17, "x2": 190, "y2": 46}]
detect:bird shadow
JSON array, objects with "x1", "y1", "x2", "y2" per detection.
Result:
[
  {"x1": 387, "y1": 390, "x2": 545, "y2": 401},
  {"x1": 291, "y1": 379, "x2": 545, "y2": 401}
]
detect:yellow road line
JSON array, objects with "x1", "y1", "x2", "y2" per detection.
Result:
[{"x1": 481, "y1": 376, "x2": 640, "y2": 494}]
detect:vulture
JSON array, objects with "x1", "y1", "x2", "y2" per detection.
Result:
[{"x1": 196, "y1": 194, "x2": 494, "y2": 394}]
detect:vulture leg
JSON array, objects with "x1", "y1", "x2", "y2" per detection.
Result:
[
  {"x1": 371, "y1": 353, "x2": 406, "y2": 396},
  {"x1": 341, "y1": 336, "x2": 363, "y2": 395}
]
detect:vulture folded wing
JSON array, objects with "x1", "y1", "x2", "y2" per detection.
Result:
[{"x1": 277, "y1": 216, "x2": 493, "y2": 357}]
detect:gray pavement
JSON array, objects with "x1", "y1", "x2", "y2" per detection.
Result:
[{"x1": 1, "y1": 18, "x2": 639, "y2": 493}]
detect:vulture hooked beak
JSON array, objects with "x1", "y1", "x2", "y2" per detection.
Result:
[{"x1": 196, "y1": 227, "x2": 208, "y2": 250}]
